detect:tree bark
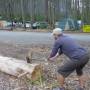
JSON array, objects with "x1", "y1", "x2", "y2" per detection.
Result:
[{"x1": 0, "y1": 56, "x2": 42, "y2": 81}]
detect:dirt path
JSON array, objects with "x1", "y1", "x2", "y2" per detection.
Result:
[{"x1": 0, "y1": 40, "x2": 89, "y2": 90}]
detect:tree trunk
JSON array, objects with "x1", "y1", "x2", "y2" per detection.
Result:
[{"x1": 0, "y1": 56, "x2": 42, "y2": 81}]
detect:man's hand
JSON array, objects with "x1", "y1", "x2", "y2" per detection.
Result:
[
  {"x1": 47, "y1": 58, "x2": 54, "y2": 63},
  {"x1": 48, "y1": 57, "x2": 56, "y2": 63},
  {"x1": 48, "y1": 53, "x2": 59, "y2": 62}
]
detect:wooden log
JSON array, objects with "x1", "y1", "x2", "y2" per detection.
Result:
[{"x1": 0, "y1": 55, "x2": 42, "y2": 81}]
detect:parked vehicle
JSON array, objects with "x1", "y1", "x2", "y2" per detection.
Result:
[
  {"x1": 25, "y1": 21, "x2": 32, "y2": 28},
  {"x1": 32, "y1": 22, "x2": 48, "y2": 29}
]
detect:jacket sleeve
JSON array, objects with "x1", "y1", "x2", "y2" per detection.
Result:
[{"x1": 50, "y1": 41, "x2": 61, "y2": 58}]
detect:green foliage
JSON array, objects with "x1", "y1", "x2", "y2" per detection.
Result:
[{"x1": 35, "y1": 15, "x2": 45, "y2": 21}]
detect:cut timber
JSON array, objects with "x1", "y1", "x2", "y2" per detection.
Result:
[{"x1": 0, "y1": 55, "x2": 42, "y2": 81}]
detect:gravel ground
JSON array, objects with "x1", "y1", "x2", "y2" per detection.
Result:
[{"x1": 0, "y1": 40, "x2": 89, "y2": 90}]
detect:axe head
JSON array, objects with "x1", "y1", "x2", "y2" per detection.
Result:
[{"x1": 26, "y1": 56, "x2": 32, "y2": 63}]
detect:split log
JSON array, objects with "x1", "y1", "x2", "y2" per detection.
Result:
[{"x1": 0, "y1": 55, "x2": 42, "y2": 81}]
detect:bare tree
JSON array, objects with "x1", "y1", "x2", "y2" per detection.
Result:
[{"x1": 0, "y1": 0, "x2": 90, "y2": 26}]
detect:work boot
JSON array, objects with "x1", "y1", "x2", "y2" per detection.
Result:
[{"x1": 52, "y1": 87, "x2": 65, "y2": 90}]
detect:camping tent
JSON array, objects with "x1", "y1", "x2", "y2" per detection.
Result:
[{"x1": 55, "y1": 18, "x2": 79, "y2": 30}]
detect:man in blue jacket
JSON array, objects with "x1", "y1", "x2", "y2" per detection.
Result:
[{"x1": 48, "y1": 28, "x2": 89, "y2": 90}]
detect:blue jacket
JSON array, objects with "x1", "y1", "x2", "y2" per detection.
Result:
[{"x1": 50, "y1": 35, "x2": 87, "y2": 60}]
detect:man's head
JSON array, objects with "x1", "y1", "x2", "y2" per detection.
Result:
[{"x1": 52, "y1": 28, "x2": 63, "y2": 40}]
